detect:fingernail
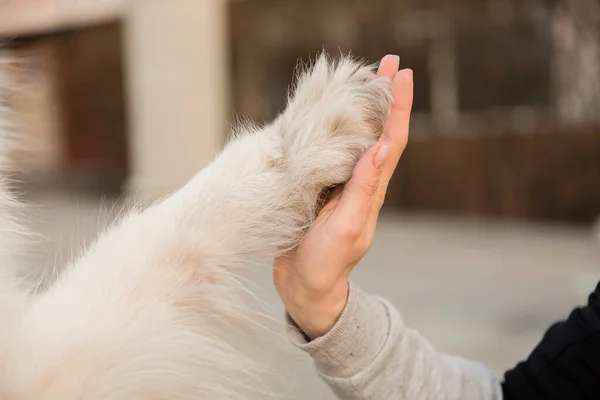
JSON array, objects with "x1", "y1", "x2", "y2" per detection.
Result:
[
  {"x1": 374, "y1": 144, "x2": 390, "y2": 169},
  {"x1": 382, "y1": 54, "x2": 400, "y2": 66},
  {"x1": 384, "y1": 54, "x2": 400, "y2": 62},
  {"x1": 397, "y1": 68, "x2": 413, "y2": 80}
]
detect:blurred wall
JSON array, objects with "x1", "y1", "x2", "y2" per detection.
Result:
[
  {"x1": 5, "y1": 42, "x2": 65, "y2": 176},
  {"x1": 2, "y1": 0, "x2": 600, "y2": 223},
  {"x1": 229, "y1": 0, "x2": 600, "y2": 224},
  {"x1": 2, "y1": 0, "x2": 230, "y2": 199},
  {"x1": 5, "y1": 23, "x2": 129, "y2": 193},
  {"x1": 0, "y1": 0, "x2": 124, "y2": 36}
]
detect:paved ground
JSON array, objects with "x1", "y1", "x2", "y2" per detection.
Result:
[{"x1": 19, "y1": 189, "x2": 600, "y2": 399}]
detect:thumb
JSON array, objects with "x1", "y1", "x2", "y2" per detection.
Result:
[{"x1": 333, "y1": 143, "x2": 390, "y2": 226}]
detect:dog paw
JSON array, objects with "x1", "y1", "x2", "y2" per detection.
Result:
[{"x1": 278, "y1": 53, "x2": 393, "y2": 188}]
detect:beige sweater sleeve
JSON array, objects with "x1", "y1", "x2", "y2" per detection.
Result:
[{"x1": 286, "y1": 282, "x2": 503, "y2": 400}]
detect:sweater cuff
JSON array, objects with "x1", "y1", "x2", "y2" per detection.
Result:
[{"x1": 286, "y1": 281, "x2": 391, "y2": 378}]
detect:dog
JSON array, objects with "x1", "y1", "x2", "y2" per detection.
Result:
[{"x1": 0, "y1": 53, "x2": 393, "y2": 399}]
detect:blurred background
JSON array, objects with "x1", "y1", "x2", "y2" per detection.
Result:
[{"x1": 1, "y1": 0, "x2": 599, "y2": 398}]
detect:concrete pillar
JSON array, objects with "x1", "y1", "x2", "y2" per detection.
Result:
[{"x1": 124, "y1": 0, "x2": 229, "y2": 201}]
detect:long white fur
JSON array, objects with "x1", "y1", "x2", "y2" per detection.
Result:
[{"x1": 0, "y1": 53, "x2": 392, "y2": 400}]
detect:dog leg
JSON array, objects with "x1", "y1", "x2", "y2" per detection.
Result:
[
  {"x1": 156, "y1": 53, "x2": 393, "y2": 265},
  {"x1": 1, "y1": 54, "x2": 392, "y2": 400}
]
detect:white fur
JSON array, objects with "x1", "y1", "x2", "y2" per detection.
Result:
[{"x1": 0, "y1": 53, "x2": 392, "y2": 400}]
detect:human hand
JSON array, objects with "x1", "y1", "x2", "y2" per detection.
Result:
[{"x1": 273, "y1": 54, "x2": 414, "y2": 339}]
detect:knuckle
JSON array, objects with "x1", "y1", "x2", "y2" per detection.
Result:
[
  {"x1": 338, "y1": 222, "x2": 362, "y2": 241},
  {"x1": 360, "y1": 178, "x2": 379, "y2": 197}
]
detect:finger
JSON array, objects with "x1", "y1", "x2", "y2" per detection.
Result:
[
  {"x1": 374, "y1": 69, "x2": 413, "y2": 210},
  {"x1": 377, "y1": 54, "x2": 399, "y2": 79},
  {"x1": 380, "y1": 69, "x2": 414, "y2": 168},
  {"x1": 374, "y1": 68, "x2": 414, "y2": 210},
  {"x1": 332, "y1": 143, "x2": 390, "y2": 227}
]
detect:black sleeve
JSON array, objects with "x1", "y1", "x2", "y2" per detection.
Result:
[{"x1": 502, "y1": 281, "x2": 600, "y2": 400}]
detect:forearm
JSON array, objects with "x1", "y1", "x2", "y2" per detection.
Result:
[{"x1": 288, "y1": 282, "x2": 502, "y2": 400}]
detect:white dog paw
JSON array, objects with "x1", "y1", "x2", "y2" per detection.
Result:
[{"x1": 278, "y1": 53, "x2": 393, "y2": 187}]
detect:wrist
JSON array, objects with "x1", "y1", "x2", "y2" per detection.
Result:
[{"x1": 285, "y1": 281, "x2": 350, "y2": 339}]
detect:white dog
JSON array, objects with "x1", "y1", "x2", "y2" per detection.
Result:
[{"x1": 0, "y1": 53, "x2": 392, "y2": 400}]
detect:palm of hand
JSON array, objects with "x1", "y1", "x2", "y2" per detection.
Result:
[
  {"x1": 273, "y1": 55, "x2": 413, "y2": 338},
  {"x1": 274, "y1": 195, "x2": 371, "y2": 337}
]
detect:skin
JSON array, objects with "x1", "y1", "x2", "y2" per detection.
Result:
[{"x1": 274, "y1": 54, "x2": 415, "y2": 339}]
